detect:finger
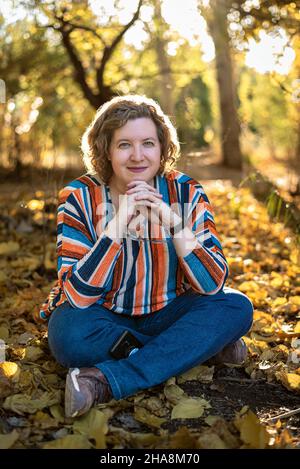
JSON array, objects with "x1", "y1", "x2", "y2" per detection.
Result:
[
  {"x1": 134, "y1": 193, "x2": 162, "y2": 203},
  {"x1": 126, "y1": 185, "x2": 162, "y2": 196}
]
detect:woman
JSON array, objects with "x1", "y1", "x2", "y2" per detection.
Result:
[{"x1": 37, "y1": 95, "x2": 253, "y2": 418}]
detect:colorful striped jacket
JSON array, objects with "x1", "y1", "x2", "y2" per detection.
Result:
[{"x1": 35, "y1": 170, "x2": 228, "y2": 322}]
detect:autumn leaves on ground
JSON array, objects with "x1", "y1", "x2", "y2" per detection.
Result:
[{"x1": 0, "y1": 172, "x2": 299, "y2": 450}]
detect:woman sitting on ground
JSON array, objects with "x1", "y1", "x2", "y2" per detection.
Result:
[{"x1": 37, "y1": 94, "x2": 253, "y2": 418}]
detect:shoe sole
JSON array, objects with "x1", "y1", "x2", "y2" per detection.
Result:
[{"x1": 65, "y1": 368, "x2": 81, "y2": 418}]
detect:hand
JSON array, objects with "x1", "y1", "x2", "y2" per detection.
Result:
[
  {"x1": 110, "y1": 181, "x2": 162, "y2": 239},
  {"x1": 127, "y1": 181, "x2": 183, "y2": 237}
]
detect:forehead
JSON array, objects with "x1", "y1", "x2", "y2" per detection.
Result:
[{"x1": 112, "y1": 117, "x2": 158, "y2": 140}]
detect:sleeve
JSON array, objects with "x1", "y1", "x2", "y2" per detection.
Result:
[
  {"x1": 178, "y1": 183, "x2": 229, "y2": 295},
  {"x1": 57, "y1": 187, "x2": 123, "y2": 308}
]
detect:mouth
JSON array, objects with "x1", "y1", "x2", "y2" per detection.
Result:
[{"x1": 127, "y1": 167, "x2": 148, "y2": 173}]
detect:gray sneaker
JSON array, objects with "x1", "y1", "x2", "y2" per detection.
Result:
[
  {"x1": 65, "y1": 367, "x2": 112, "y2": 418},
  {"x1": 206, "y1": 338, "x2": 248, "y2": 365}
]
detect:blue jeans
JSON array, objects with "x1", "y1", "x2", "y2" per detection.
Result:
[{"x1": 48, "y1": 287, "x2": 253, "y2": 400}]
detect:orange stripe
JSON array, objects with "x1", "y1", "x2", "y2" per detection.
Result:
[{"x1": 89, "y1": 243, "x2": 121, "y2": 286}]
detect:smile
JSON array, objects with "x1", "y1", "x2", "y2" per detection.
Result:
[{"x1": 127, "y1": 167, "x2": 148, "y2": 173}]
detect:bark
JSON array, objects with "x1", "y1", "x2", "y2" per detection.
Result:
[
  {"x1": 151, "y1": 0, "x2": 175, "y2": 118},
  {"x1": 205, "y1": 0, "x2": 243, "y2": 169}
]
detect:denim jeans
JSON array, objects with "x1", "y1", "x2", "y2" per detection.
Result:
[{"x1": 47, "y1": 287, "x2": 253, "y2": 400}]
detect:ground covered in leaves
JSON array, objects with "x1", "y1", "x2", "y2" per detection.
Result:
[{"x1": 0, "y1": 169, "x2": 299, "y2": 449}]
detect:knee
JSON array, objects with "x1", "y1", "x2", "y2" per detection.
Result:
[
  {"x1": 225, "y1": 289, "x2": 254, "y2": 332},
  {"x1": 48, "y1": 318, "x2": 85, "y2": 368}
]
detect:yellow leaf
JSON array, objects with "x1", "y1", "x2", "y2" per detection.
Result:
[
  {"x1": 73, "y1": 408, "x2": 108, "y2": 449},
  {"x1": 0, "y1": 272, "x2": 6, "y2": 284},
  {"x1": 49, "y1": 404, "x2": 65, "y2": 424},
  {"x1": 134, "y1": 406, "x2": 166, "y2": 428},
  {"x1": 3, "y1": 390, "x2": 62, "y2": 414},
  {"x1": 24, "y1": 346, "x2": 44, "y2": 361},
  {"x1": 129, "y1": 432, "x2": 161, "y2": 448},
  {"x1": 164, "y1": 383, "x2": 186, "y2": 405},
  {"x1": 27, "y1": 199, "x2": 44, "y2": 211},
  {"x1": 0, "y1": 241, "x2": 20, "y2": 256},
  {"x1": 234, "y1": 410, "x2": 269, "y2": 448},
  {"x1": 290, "y1": 296, "x2": 300, "y2": 306},
  {"x1": 177, "y1": 365, "x2": 214, "y2": 384},
  {"x1": 43, "y1": 434, "x2": 92, "y2": 449},
  {"x1": 171, "y1": 397, "x2": 211, "y2": 420},
  {"x1": 294, "y1": 322, "x2": 300, "y2": 333},
  {"x1": 0, "y1": 430, "x2": 19, "y2": 449},
  {"x1": 238, "y1": 281, "x2": 259, "y2": 293},
  {"x1": 0, "y1": 326, "x2": 9, "y2": 341},
  {"x1": 272, "y1": 297, "x2": 288, "y2": 307},
  {"x1": 11, "y1": 256, "x2": 40, "y2": 271},
  {"x1": 0, "y1": 362, "x2": 20, "y2": 382},
  {"x1": 197, "y1": 430, "x2": 228, "y2": 449},
  {"x1": 276, "y1": 371, "x2": 300, "y2": 393},
  {"x1": 168, "y1": 427, "x2": 198, "y2": 449},
  {"x1": 270, "y1": 277, "x2": 283, "y2": 288}
]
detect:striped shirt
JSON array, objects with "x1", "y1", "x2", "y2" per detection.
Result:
[{"x1": 36, "y1": 170, "x2": 228, "y2": 321}]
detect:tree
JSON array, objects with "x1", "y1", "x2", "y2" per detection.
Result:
[
  {"x1": 144, "y1": 0, "x2": 175, "y2": 118},
  {"x1": 27, "y1": 0, "x2": 143, "y2": 109},
  {"x1": 200, "y1": 0, "x2": 243, "y2": 169},
  {"x1": 176, "y1": 76, "x2": 212, "y2": 150}
]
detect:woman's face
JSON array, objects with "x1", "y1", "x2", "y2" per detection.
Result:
[{"x1": 108, "y1": 117, "x2": 161, "y2": 192}]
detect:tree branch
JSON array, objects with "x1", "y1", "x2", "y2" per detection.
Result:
[
  {"x1": 59, "y1": 28, "x2": 99, "y2": 108},
  {"x1": 96, "y1": 0, "x2": 143, "y2": 90},
  {"x1": 61, "y1": 21, "x2": 107, "y2": 47}
]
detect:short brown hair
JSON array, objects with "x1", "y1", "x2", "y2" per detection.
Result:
[{"x1": 81, "y1": 95, "x2": 181, "y2": 184}]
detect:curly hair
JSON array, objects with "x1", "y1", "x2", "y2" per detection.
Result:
[{"x1": 81, "y1": 95, "x2": 181, "y2": 184}]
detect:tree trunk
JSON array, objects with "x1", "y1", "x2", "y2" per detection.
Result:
[
  {"x1": 152, "y1": 0, "x2": 175, "y2": 118},
  {"x1": 206, "y1": 0, "x2": 242, "y2": 169}
]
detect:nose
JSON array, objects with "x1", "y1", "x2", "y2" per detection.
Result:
[{"x1": 130, "y1": 144, "x2": 145, "y2": 161}]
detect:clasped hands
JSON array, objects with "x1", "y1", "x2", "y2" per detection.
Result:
[{"x1": 117, "y1": 180, "x2": 182, "y2": 239}]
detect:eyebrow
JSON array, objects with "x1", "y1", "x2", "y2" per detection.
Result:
[{"x1": 115, "y1": 137, "x2": 157, "y2": 143}]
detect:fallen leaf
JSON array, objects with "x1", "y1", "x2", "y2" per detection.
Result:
[
  {"x1": 0, "y1": 326, "x2": 9, "y2": 341},
  {"x1": 171, "y1": 397, "x2": 211, "y2": 420},
  {"x1": 168, "y1": 427, "x2": 198, "y2": 449},
  {"x1": 234, "y1": 409, "x2": 270, "y2": 448},
  {"x1": 276, "y1": 371, "x2": 300, "y2": 393},
  {"x1": 177, "y1": 365, "x2": 214, "y2": 384},
  {"x1": 129, "y1": 432, "x2": 161, "y2": 448},
  {"x1": 49, "y1": 405, "x2": 65, "y2": 424},
  {"x1": 0, "y1": 430, "x2": 19, "y2": 449},
  {"x1": 73, "y1": 408, "x2": 108, "y2": 449},
  {"x1": 0, "y1": 362, "x2": 20, "y2": 382},
  {"x1": 134, "y1": 406, "x2": 167, "y2": 428},
  {"x1": 3, "y1": 390, "x2": 62, "y2": 414},
  {"x1": 24, "y1": 346, "x2": 44, "y2": 361},
  {"x1": 164, "y1": 383, "x2": 186, "y2": 405},
  {"x1": 197, "y1": 430, "x2": 228, "y2": 449},
  {"x1": 0, "y1": 242, "x2": 20, "y2": 256}
]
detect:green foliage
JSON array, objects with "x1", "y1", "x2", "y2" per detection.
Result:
[
  {"x1": 175, "y1": 76, "x2": 212, "y2": 149},
  {"x1": 239, "y1": 67, "x2": 297, "y2": 156}
]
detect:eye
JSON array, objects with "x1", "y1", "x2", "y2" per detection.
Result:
[
  {"x1": 118, "y1": 142, "x2": 130, "y2": 149},
  {"x1": 144, "y1": 141, "x2": 155, "y2": 147}
]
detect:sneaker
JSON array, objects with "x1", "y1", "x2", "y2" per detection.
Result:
[
  {"x1": 206, "y1": 338, "x2": 248, "y2": 366},
  {"x1": 65, "y1": 367, "x2": 112, "y2": 418}
]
